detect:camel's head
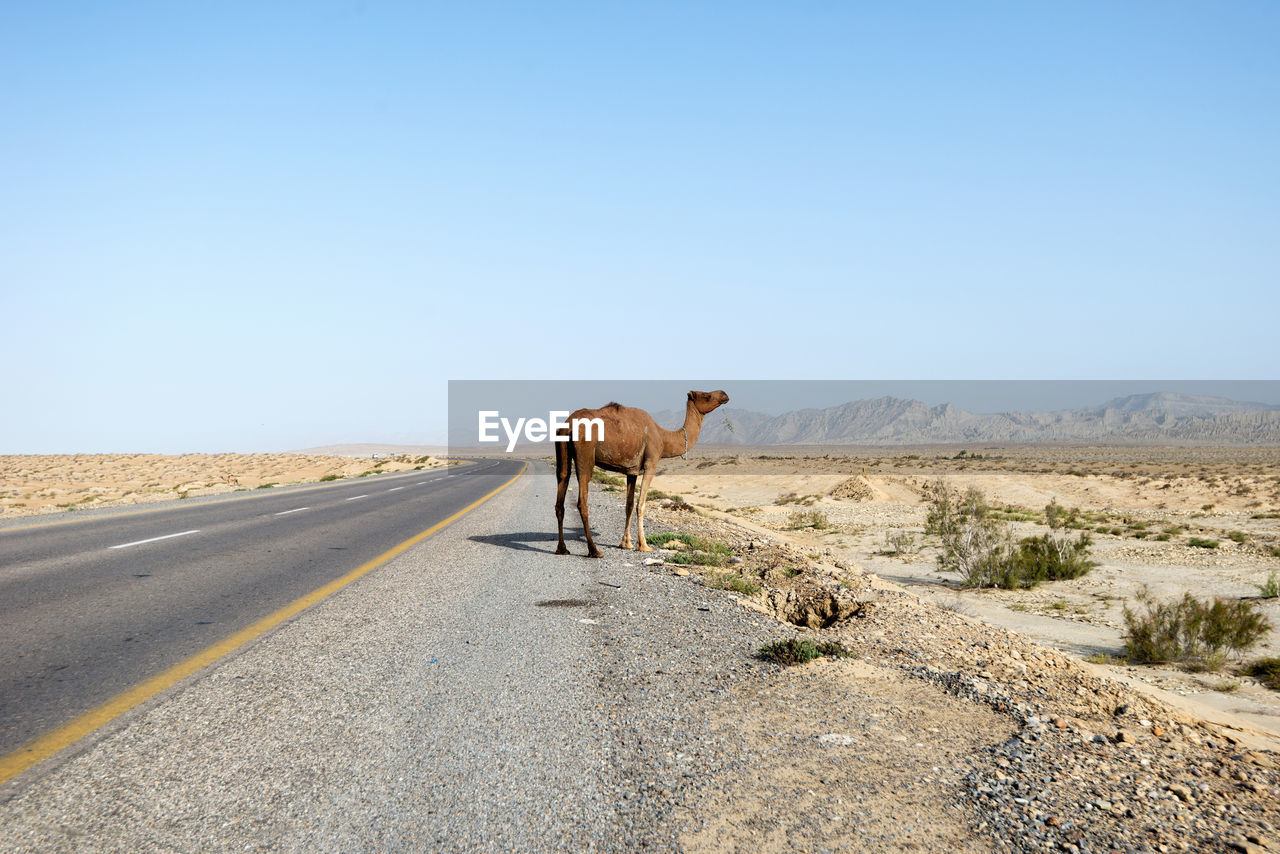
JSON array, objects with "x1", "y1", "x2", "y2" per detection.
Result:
[{"x1": 688, "y1": 389, "x2": 730, "y2": 414}]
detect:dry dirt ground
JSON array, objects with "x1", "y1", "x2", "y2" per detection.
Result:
[
  {"x1": 0, "y1": 453, "x2": 451, "y2": 518},
  {"x1": 642, "y1": 445, "x2": 1280, "y2": 740},
  {"x1": 621, "y1": 491, "x2": 1280, "y2": 853},
  {"x1": 582, "y1": 444, "x2": 1275, "y2": 853}
]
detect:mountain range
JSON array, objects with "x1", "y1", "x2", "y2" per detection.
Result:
[{"x1": 652, "y1": 392, "x2": 1280, "y2": 446}]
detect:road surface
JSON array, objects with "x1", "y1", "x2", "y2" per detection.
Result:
[{"x1": 0, "y1": 459, "x2": 523, "y2": 761}]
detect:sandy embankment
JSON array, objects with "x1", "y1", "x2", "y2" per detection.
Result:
[
  {"x1": 0, "y1": 453, "x2": 450, "y2": 519},
  {"x1": 643, "y1": 445, "x2": 1280, "y2": 736}
]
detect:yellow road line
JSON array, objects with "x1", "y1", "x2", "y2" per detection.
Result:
[{"x1": 0, "y1": 461, "x2": 526, "y2": 786}]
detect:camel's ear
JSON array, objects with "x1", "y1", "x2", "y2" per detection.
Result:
[{"x1": 687, "y1": 390, "x2": 695, "y2": 400}]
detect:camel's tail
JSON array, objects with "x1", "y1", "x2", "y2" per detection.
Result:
[{"x1": 554, "y1": 426, "x2": 574, "y2": 482}]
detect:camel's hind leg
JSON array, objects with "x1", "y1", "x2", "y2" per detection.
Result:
[
  {"x1": 620, "y1": 474, "x2": 637, "y2": 549},
  {"x1": 575, "y1": 452, "x2": 603, "y2": 559},
  {"x1": 554, "y1": 436, "x2": 572, "y2": 555},
  {"x1": 635, "y1": 468, "x2": 657, "y2": 552}
]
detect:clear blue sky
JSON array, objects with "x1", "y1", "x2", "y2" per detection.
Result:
[{"x1": 2, "y1": 2, "x2": 1277, "y2": 453}]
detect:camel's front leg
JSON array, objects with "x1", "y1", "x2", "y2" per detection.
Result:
[
  {"x1": 620, "y1": 474, "x2": 637, "y2": 549},
  {"x1": 635, "y1": 469, "x2": 657, "y2": 552}
]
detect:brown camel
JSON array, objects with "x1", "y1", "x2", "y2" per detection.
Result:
[{"x1": 554, "y1": 389, "x2": 730, "y2": 557}]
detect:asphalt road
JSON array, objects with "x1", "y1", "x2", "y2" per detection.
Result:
[
  {"x1": 0, "y1": 458, "x2": 524, "y2": 760},
  {"x1": 0, "y1": 460, "x2": 791, "y2": 852}
]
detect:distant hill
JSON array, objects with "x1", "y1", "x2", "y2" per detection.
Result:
[{"x1": 651, "y1": 393, "x2": 1280, "y2": 445}]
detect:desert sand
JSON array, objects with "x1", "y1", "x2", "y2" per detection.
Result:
[{"x1": 0, "y1": 452, "x2": 450, "y2": 518}]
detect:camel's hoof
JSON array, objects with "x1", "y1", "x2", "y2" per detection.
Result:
[
  {"x1": 555, "y1": 545, "x2": 570, "y2": 555},
  {"x1": 620, "y1": 541, "x2": 633, "y2": 550},
  {"x1": 587, "y1": 550, "x2": 603, "y2": 559},
  {"x1": 637, "y1": 544, "x2": 654, "y2": 553}
]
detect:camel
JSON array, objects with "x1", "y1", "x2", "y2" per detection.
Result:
[{"x1": 554, "y1": 389, "x2": 730, "y2": 557}]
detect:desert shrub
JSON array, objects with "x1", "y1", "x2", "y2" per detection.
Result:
[
  {"x1": 1123, "y1": 591, "x2": 1270, "y2": 669},
  {"x1": 1188, "y1": 537, "x2": 1219, "y2": 549},
  {"x1": 928, "y1": 481, "x2": 1013, "y2": 587},
  {"x1": 1258, "y1": 570, "x2": 1280, "y2": 600},
  {"x1": 649, "y1": 532, "x2": 731, "y2": 566},
  {"x1": 319, "y1": 474, "x2": 340, "y2": 482},
  {"x1": 1227, "y1": 531, "x2": 1249, "y2": 544},
  {"x1": 877, "y1": 530, "x2": 917, "y2": 556},
  {"x1": 776, "y1": 492, "x2": 820, "y2": 506},
  {"x1": 815, "y1": 640, "x2": 854, "y2": 659},
  {"x1": 1244, "y1": 657, "x2": 1280, "y2": 690},
  {"x1": 1005, "y1": 531, "x2": 1096, "y2": 586},
  {"x1": 927, "y1": 483, "x2": 1094, "y2": 589},
  {"x1": 707, "y1": 572, "x2": 759, "y2": 594},
  {"x1": 646, "y1": 489, "x2": 695, "y2": 511},
  {"x1": 256, "y1": 482, "x2": 278, "y2": 489},
  {"x1": 989, "y1": 506, "x2": 1038, "y2": 522},
  {"x1": 591, "y1": 470, "x2": 625, "y2": 487},
  {"x1": 647, "y1": 532, "x2": 730, "y2": 554},
  {"x1": 758, "y1": 638, "x2": 852, "y2": 666}
]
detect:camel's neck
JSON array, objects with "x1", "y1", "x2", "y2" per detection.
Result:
[{"x1": 661, "y1": 402, "x2": 705, "y2": 458}]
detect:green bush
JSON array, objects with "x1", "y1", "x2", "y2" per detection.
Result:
[
  {"x1": 1123, "y1": 591, "x2": 1270, "y2": 669},
  {"x1": 1004, "y1": 531, "x2": 1096, "y2": 586},
  {"x1": 1188, "y1": 537, "x2": 1219, "y2": 549},
  {"x1": 707, "y1": 572, "x2": 759, "y2": 594},
  {"x1": 1244, "y1": 657, "x2": 1280, "y2": 690},
  {"x1": 1258, "y1": 570, "x2": 1280, "y2": 600},
  {"x1": 591, "y1": 470, "x2": 625, "y2": 487},
  {"x1": 927, "y1": 483, "x2": 1094, "y2": 589},
  {"x1": 877, "y1": 530, "x2": 917, "y2": 556},
  {"x1": 649, "y1": 532, "x2": 731, "y2": 566},
  {"x1": 319, "y1": 474, "x2": 340, "y2": 482},
  {"x1": 758, "y1": 638, "x2": 853, "y2": 666}
]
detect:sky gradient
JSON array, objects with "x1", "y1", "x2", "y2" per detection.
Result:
[{"x1": 2, "y1": 2, "x2": 1277, "y2": 453}]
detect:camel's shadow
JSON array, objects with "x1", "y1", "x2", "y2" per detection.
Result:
[{"x1": 469, "y1": 531, "x2": 582, "y2": 554}]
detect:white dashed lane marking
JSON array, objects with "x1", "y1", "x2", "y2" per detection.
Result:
[{"x1": 109, "y1": 530, "x2": 201, "y2": 550}]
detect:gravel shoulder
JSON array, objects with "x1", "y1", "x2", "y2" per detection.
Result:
[{"x1": 2, "y1": 463, "x2": 1278, "y2": 853}]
